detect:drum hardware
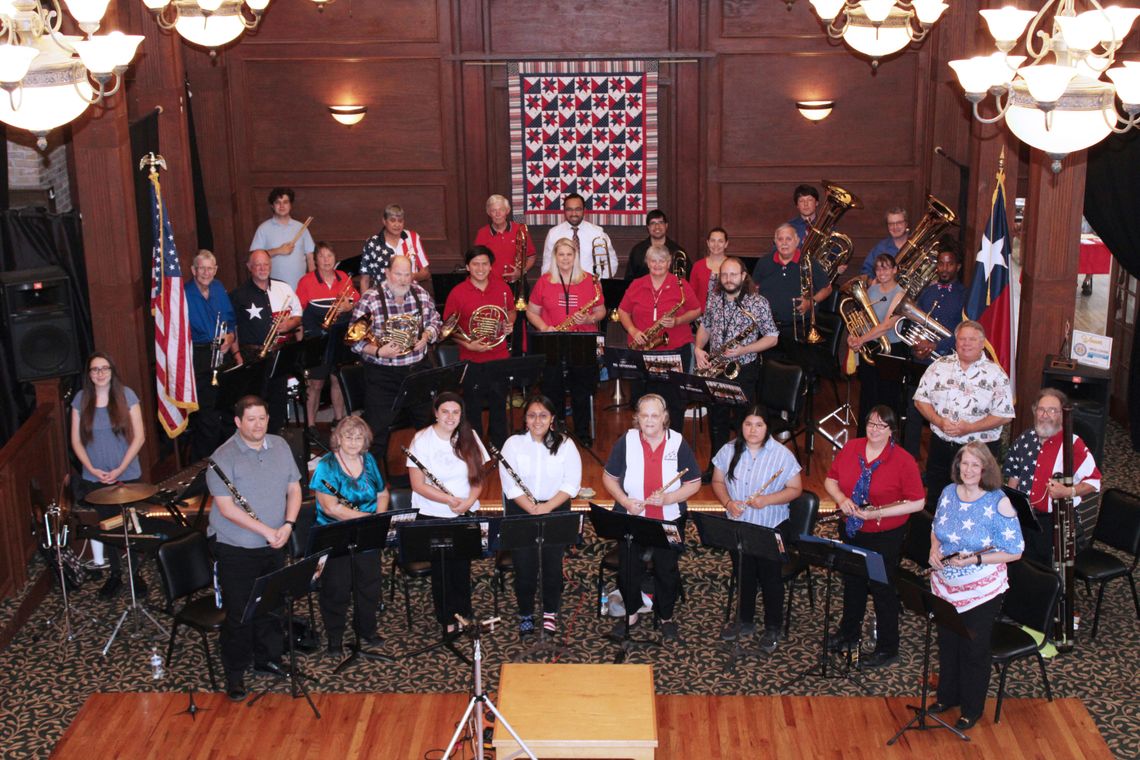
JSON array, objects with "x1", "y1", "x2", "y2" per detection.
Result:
[{"x1": 32, "y1": 483, "x2": 91, "y2": 650}]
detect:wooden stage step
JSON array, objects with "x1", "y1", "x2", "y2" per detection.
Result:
[{"x1": 51, "y1": 691, "x2": 1112, "y2": 759}]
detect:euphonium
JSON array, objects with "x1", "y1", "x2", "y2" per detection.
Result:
[
  {"x1": 551, "y1": 276, "x2": 603, "y2": 331},
  {"x1": 640, "y1": 276, "x2": 686, "y2": 350},
  {"x1": 802, "y1": 181, "x2": 863, "y2": 281},
  {"x1": 321, "y1": 286, "x2": 353, "y2": 330},
  {"x1": 892, "y1": 296, "x2": 951, "y2": 357},
  {"x1": 344, "y1": 312, "x2": 422, "y2": 356},
  {"x1": 670, "y1": 248, "x2": 689, "y2": 278},
  {"x1": 440, "y1": 305, "x2": 509, "y2": 348},
  {"x1": 838, "y1": 279, "x2": 890, "y2": 365},
  {"x1": 894, "y1": 196, "x2": 959, "y2": 299},
  {"x1": 696, "y1": 305, "x2": 761, "y2": 379}
]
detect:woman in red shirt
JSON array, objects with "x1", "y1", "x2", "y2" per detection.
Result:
[
  {"x1": 823, "y1": 405, "x2": 925, "y2": 668},
  {"x1": 295, "y1": 242, "x2": 359, "y2": 428}
]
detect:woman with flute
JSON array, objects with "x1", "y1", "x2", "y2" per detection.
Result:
[
  {"x1": 927, "y1": 442, "x2": 1023, "y2": 730},
  {"x1": 310, "y1": 416, "x2": 390, "y2": 654},
  {"x1": 497, "y1": 395, "x2": 582, "y2": 637},
  {"x1": 710, "y1": 405, "x2": 803, "y2": 652},
  {"x1": 405, "y1": 392, "x2": 488, "y2": 632},
  {"x1": 823, "y1": 405, "x2": 925, "y2": 667}
]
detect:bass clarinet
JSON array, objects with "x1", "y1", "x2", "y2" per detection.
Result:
[
  {"x1": 207, "y1": 458, "x2": 259, "y2": 521},
  {"x1": 488, "y1": 443, "x2": 540, "y2": 508}
]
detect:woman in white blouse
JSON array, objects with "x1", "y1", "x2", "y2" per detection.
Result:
[
  {"x1": 406, "y1": 391, "x2": 488, "y2": 630},
  {"x1": 498, "y1": 395, "x2": 583, "y2": 637}
]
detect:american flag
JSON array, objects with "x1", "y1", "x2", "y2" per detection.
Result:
[{"x1": 148, "y1": 167, "x2": 198, "y2": 436}]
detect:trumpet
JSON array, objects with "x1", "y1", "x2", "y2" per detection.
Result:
[
  {"x1": 488, "y1": 443, "x2": 540, "y2": 508},
  {"x1": 513, "y1": 223, "x2": 530, "y2": 311},
  {"x1": 670, "y1": 248, "x2": 689, "y2": 278},
  {"x1": 402, "y1": 446, "x2": 455, "y2": 498},
  {"x1": 639, "y1": 276, "x2": 686, "y2": 350},
  {"x1": 207, "y1": 458, "x2": 259, "y2": 521},
  {"x1": 551, "y1": 276, "x2": 603, "y2": 331},
  {"x1": 696, "y1": 304, "x2": 761, "y2": 379},
  {"x1": 258, "y1": 295, "x2": 293, "y2": 359},
  {"x1": 592, "y1": 237, "x2": 611, "y2": 278},
  {"x1": 209, "y1": 314, "x2": 227, "y2": 386},
  {"x1": 345, "y1": 312, "x2": 422, "y2": 356},
  {"x1": 892, "y1": 296, "x2": 951, "y2": 357},
  {"x1": 837, "y1": 279, "x2": 890, "y2": 364},
  {"x1": 894, "y1": 196, "x2": 959, "y2": 299},
  {"x1": 440, "y1": 305, "x2": 510, "y2": 348},
  {"x1": 321, "y1": 285, "x2": 354, "y2": 330}
]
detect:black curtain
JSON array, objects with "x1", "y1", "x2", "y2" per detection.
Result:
[
  {"x1": 185, "y1": 78, "x2": 214, "y2": 252},
  {"x1": 1084, "y1": 128, "x2": 1140, "y2": 450},
  {"x1": 0, "y1": 208, "x2": 93, "y2": 447}
]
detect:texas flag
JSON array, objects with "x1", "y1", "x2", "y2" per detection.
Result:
[{"x1": 964, "y1": 158, "x2": 1017, "y2": 392}]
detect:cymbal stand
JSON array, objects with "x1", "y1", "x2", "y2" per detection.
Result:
[
  {"x1": 103, "y1": 503, "x2": 169, "y2": 656},
  {"x1": 39, "y1": 508, "x2": 89, "y2": 650},
  {"x1": 443, "y1": 616, "x2": 535, "y2": 760}
]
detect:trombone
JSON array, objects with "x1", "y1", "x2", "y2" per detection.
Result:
[{"x1": 592, "y1": 237, "x2": 611, "y2": 278}]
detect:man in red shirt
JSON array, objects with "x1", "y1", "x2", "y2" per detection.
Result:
[{"x1": 443, "y1": 246, "x2": 516, "y2": 447}]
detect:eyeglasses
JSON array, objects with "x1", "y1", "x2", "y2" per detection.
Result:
[
  {"x1": 1035, "y1": 407, "x2": 1062, "y2": 417},
  {"x1": 866, "y1": 421, "x2": 890, "y2": 430},
  {"x1": 89, "y1": 366, "x2": 112, "y2": 375},
  {"x1": 340, "y1": 433, "x2": 365, "y2": 441}
]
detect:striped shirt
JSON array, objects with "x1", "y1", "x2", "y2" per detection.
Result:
[
  {"x1": 712, "y1": 438, "x2": 801, "y2": 529},
  {"x1": 350, "y1": 281, "x2": 441, "y2": 367}
]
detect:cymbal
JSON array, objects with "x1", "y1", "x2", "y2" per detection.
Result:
[{"x1": 84, "y1": 482, "x2": 159, "y2": 505}]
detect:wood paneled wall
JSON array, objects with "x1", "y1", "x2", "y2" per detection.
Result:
[{"x1": 184, "y1": 0, "x2": 975, "y2": 280}]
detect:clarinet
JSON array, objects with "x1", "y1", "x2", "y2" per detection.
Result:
[
  {"x1": 320, "y1": 479, "x2": 363, "y2": 513},
  {"x1": 401, "y1": 446, "x2": 456, "y2": 498},
  {"x1": 488, "y1": 443, "x2": 540, "y2": 507},
  {"x1": 207, "y1": 458, "x2": 260, "y2": 521},
  {"x1": 920, "y1": 545, "x2": 996, "y2": 577}
]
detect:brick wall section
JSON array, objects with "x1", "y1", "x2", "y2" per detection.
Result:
[{"x1": 6, "y1": 142, "x2": 71, "y2": 212}]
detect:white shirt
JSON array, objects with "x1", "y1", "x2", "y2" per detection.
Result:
[
  {"x1": 499, "y1": 433, "x2": 582, "y2": 503},
  {"x1": 406, "y1": 426, "x2": 489, "y2": 518},
  {"x1": 541, "y1": 220, "x2": 617, "y2": 277}
]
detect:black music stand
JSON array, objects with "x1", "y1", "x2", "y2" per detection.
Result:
[
  {"x1": 600, "y1": 278, "x2": 628, "y2": 313},
  {"x1": 1002, "y1": 486, "x2": 1043, "y2": 536},
  {"x1": 588, "y1": 503, "x2": 681, "y2": 663},
  {"x1": 887, "y1": 577, "x2": 973, "y2": 745},
  {"x1": 875, "y1": 354, "x2": 927, "y2": 427},
  {"x1": 692, "y1": 513, "x2": 788, "y2": 669},
  {"x1": 779, "y1": 534, "x2": 887, "y2": 691},
  {"x1": 243, "y1": 549, "x2": 330, "y2": 719},
  {"x1": 530, "y1": 331, "x2": 602, "y2": 369},
  {"x1": 391, "y1": 363, "x2": 468, "y2": 415},
  {"x1": 216, "y1": 359, "x2": 268, "y2": 413},
  {"x1": 497, "y1": 512, "x2": 584, "y2": 660},
  {"x1": 431, "y1": 272, "x2": 468, "y2": 310},
  {"x1": 397, "y1": 519, "x2": 484, "y2": 665},
  {"x1": 306, "y1": 513, "x2": 399, "y2": 672}
]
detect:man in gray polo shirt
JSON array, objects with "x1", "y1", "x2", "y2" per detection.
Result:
[{"x1": 206, "y1": 395, "x2": 302, "y2": 702}]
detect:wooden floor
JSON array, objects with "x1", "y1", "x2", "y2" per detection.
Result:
[{"x1": 51, "y1": 692, "x2": 1113, "y2": 759}]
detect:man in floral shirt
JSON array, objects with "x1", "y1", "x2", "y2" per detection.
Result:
[{"x1": 913, "y1": 320, "x2": 1014, "y2": 511}]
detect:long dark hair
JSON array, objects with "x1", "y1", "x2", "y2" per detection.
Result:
[
  {"x1": 525, "y1": 395, "x2": 566, "y2": 456},
  {"x1": 78, "y1": 352, "x2": 130, "y2": 445},
  {"x1": 433, "y1": 391, "x2": 484, "y2": 486},
  {"x1": 726, "y1": 404, "x2": 772, "y2": 483}
]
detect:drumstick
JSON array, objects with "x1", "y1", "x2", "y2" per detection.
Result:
[{"x1": 287, "y1": 216, "x2": 314, "y2": 248}]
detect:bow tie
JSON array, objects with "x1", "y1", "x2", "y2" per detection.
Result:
[{"x1": 936, "y1": 283, "x2": 954, "y2": 291}]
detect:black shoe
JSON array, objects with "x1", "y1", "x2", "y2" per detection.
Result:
[
  {"x1": 226, "y1": 679, "x2": 247, "y2": 702},
  {"x1": 862, "y1": 650, "x2": 899, "y2": 668},
  {"x1": 358, "y1": 632, "x2": 384, "y2": 647},
  {"x1": 758, "y1": 627, "x2": 782, "y2": 654},
  {"x1": 825, "y1": 631, "x2": 858, "y2": 652},
  {"x1": 660, "y1": 620, "x2": 680, "y2": 641},
  {"x1": 326, "y1": 638, "x2": 343, "y2": 655},
  {"x1": 609, "y1": 614, "x2": 638, "y2": 640},
  {"x1": 252, "y1": 660, "x2": 289, "y2": 678},
  {"x1": 926, "y1": 701, "x2": 956, "y2": 715},
  {"x1": 98, "y1": 576, "x2": 123, "y2": 598},
  {"x1": 955, "y1": 715, "x2": 980, "y2": 731}
]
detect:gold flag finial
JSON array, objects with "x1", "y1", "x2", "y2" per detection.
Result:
[{"x1": 998, "y1": 145, "x2": 1006, "y2": 174}]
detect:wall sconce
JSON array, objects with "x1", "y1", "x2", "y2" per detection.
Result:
[
  {"x1": 328, "y1": 105, "x2": 367, "y2": 126},
  {"x1": 796, "y1": 100, "x2": 835, "y2": 122}
]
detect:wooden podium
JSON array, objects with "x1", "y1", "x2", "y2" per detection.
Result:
[{"x1": 492, "y1": 663, "x2": 658, "y2": 759}]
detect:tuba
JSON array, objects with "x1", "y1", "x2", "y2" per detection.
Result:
[
  {"x1": 802, "y1": 181, "x2": 863, "y2": 282},
  {"x1": 344, "y1": 312, "x2": 422, "y2": 356},
  {"x1": 837, "y1": 279, "x2": 890, "y2": 365},
  {"x1": 441, "y1": 305, "x2": 509, "y2": 348},
  {"x1": 892, "y1": 296, "x2": 951, "y2": 357},
  {"x1": 894, "y1": 196, "x2": 959, "y2": 299}
]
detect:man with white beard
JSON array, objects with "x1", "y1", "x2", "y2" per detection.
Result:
[{"x1": 1004, "y1": 387, "x2": 1101, "y2": 567}]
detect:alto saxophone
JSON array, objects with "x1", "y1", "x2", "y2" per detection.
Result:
[
  {"x1": 696, "y1": 304, "x2": 761, "y2": 379},
  {"x1": 551, "y1": 276, "x2": 603, "y2": 331},
  {"x1": 640, "y1": 276, "x2": 686, "y2": 350}
]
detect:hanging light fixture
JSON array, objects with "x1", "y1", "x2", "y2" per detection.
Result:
[
  {"x1": 142, "y1": 0, "x2": 271, "y2": 53},
  {"x1": 0, "y1": 1, "x2": 143, "y2": 150},
  {"x1": 950, "y1": 2, "x2": 1140, "y2": 173},
  {"x1": 808, "y1": 0, "x2": 949, "y2": 69}
]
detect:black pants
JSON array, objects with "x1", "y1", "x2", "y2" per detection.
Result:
[
  {"x1": 618, "y1": 544, "x2": 681, "y2": 621},
  {"x1": 462, "y1": 362, "x2": 510, "y2": 449},
  {"x1": 430, "y1": 555, "x2": 473, "y2": 627},
  {"x1": 732, "y1": 549, "x2": 784, "y2": 630},
  {"x1": 937, "y1": 594, "x2": 1004, "y2": 719},
  {"x1": 925, "y1": 436, "x2": 1002, "y2": 512},
  {"x1": 542, "y1": 361, "x2": 597, "y2": 441},
  {"x1": 709, "y1": 359, "x2": 761, "y2": 458},
  {"x1": 506, "y1": 501, "x2": 569, "y2": 617},
  {"x1": 211, "y1": 539, "x2": 285, "y2": 682},
  {"x1": 856, "y1": 343, "x2": 909, "y2": 436},
  {"x1": 318, "y1": 549, "x2": 382, "y2": 646},
  {"x1": 363, "y1": 359, "x2": 432, "y2": 473},
  {"x1": 629, "y1": 344, "x2": 692, "y2": 434},
  {"x1": 190, "y1": 344, "x2": 230, "y2": 462},
  {"x1": 239, "y1": 346, "x2": 289, "y2": 434},
  {"x1": 838, "y1": 524, "x2": 905, "y2": 654}
]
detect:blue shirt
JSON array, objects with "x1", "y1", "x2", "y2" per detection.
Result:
[
  {"x1": 310, "y1": 452, "x2": 386, "y2": 525},
  {"x1": 914, "y1": 280, "x2": 965, "y2": 361},
  {"x1": 712, "y1": 438, "x2": 800, "y2": 529},
  {"x1": 861, "y1": 236, "x2": 903, "y2": 277},
  {"x1": 184, "y1": 280, "x2": 237, "y2": 345},
  {"x1": 71, "y1": 387, "x2": 142, "y2": 482}
]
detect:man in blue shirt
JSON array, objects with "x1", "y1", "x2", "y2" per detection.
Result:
[
  {"x1": 860, "y1": 207, "x2": 909, "y2": 279},
  {"x1": 184, "y1": 250, "x2": 239, "y2": 460}
]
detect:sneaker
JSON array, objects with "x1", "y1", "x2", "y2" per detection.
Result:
[
  {"x1": 518, "y1": 615, "x2": 535, "y2": 637},
  {"x1": 542, "y1": 612, "x2": 557, "y2": 633},
  {"x1": 660, "y1": 620, "x2": 680, "y2": 641},
  {"x1": 758, "y1": 627, "x2": 782, "y2": 654}
]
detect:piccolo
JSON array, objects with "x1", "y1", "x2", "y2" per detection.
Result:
[
  {"x1": 921, "y1": 545, "x2": 997, "y2": 577},
  {"x1": 488, "y1": 443, "x2": 540, "y2": 508},
  {"x1": 320, "y1": 479, "x2": 363, "y2": 513},
  {"x1": 818, "y1": 500, "x2": 907, "y2": 525},
  {"x1": 402, "y1": 447, "x2": 455, "y2": 498},
  {"x1": 207, "y1": 458, "x2": 259, "y2": 521}
]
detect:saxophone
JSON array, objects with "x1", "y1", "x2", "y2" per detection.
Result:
[
  {"x1": 696, "y1": 304, "x2": 761, "y2": 379},
  {"x1": 551, "y1": 276, "x2": 603, "y2": 331},
  {"x1": 639, "y1": 276, "x2": 686, "y2": 350}
]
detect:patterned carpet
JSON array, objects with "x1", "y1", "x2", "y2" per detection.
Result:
[{"x1": 1, "y1": 424, "x2": 1138, "y2": 759}]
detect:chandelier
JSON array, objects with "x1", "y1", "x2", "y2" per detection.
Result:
[
  {"x1": 0, "y1": 1, "x2": 143, "y2": 149},
  {"x1": 809, "y1": 0, "x2": 950, "y2": 68},
  {"x1": 142, "y1": 0, "x2": 270, "y2": 52},
  {"x1": 950, "y1": 2, "x2": 1140, "y2": 173}
]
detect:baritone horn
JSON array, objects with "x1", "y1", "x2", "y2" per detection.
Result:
[
  {"x1": 892, "y1": 297, "x2": 951, "y2": 357},
  {"x1": 837, "y1": 279, "x2": 889, "y2": 364},
  {"x1": 344, "y1": 312, "x2": 422, "y2": 356},
  {"x1": 802, "y1": 181, "x2": 863, "y2": 282}
]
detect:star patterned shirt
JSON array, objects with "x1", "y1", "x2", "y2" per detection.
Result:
[
  {"x1": 229, "y1": 278, "x2": 301, "y2": 348},
  {"x1": 931, "y1": 484, "x2": 1024, "y2": 612},
  {"x1": 358, "y1": 229, "x2": 430, "y2": 282}
]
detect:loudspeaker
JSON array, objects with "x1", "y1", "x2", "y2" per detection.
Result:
[{"x1": 0, "y1": 266, "x2": 82, "y2": 382}]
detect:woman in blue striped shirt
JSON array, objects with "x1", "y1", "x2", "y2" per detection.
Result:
[{"x1": 711, "y1": 405, "x2": 802, "y2": 652}]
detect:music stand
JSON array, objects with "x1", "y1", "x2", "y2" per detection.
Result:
[
  {"x1": 243, "y1": 549, "x2": 330, "y2": 718},
  {"x1": 530, "y1": 331, "x2": 602, "y2": 369},
  {"x1": 485, "y1": 355, "x2": 547, "y2": 431},
  {"x1": 602, "y1": 347, "x2": 649, "y2": 382},
  {"x1": 497, "y1": 512, "x2": 584, "y2": 659},
  {"x1": 779, "y1": 534, "x2": 887, "y2": 691},
  {"x1": 391, "y1": 363, "x2": 468, "y2": 415},
  {"x1": 1002, "y1": 486, "x2": 1043, "y2": 536},
  {"x1": 692, "y1": 513, "x2": 787, "y2": 669},
  {"x1": 306, "y1": 513, "x2": 399, "y2": 672},
  {"x1": 397, "y1": 519, "x2": 484, "y2": 665},
  {"x1": 887, "y1": 577, "x2": 973, "y2": 745},
  {"x1": 588, "y1": 503, "x2": 681, "y2": 663},
  {"x1": 600, "y1": 278, "x2": 628, "y2": 314},
  {"x1": 216, "y1": 359, "x2": 268, "y2": 413}
]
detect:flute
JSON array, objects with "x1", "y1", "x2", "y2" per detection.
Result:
[
  {"x1": 921, "y1": 545, "x2": 997, "y2": 577},
  {"x1": 488, "y1": 443, "x2": 540, "y2": 509},
  {"x1": 818, "y1": 500, "x2": 907, "y2": 525},
  {"x1": 743, "y1": 468, "x2": 784, "y2": 504},
  {"x1": 402, "y1": 447, "x2": 456, "y2": 498},
  {"x1": 649, "y1": 468, "x2": 690, "y2": 497},
  {"x1": 207, "y1": 458, "x2": 259, "y2": 521}
]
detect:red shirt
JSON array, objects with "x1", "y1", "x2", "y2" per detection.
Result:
[
  {"x1": 530, "y1": 273, "x2": 601, "y2": 332},
  {"x1": 295, "y1": 270, "x2": 358, "y2": 309},
  {"x1": 639, "y1": 434, "x2": 666, "y2": 520},
  {"x1": 826, "y1": 439, "x2": 924, "y2": 533},
  {"x1": 689, "y1": 258, "x2": 717, "y2": 312},
  {"x1": 443, "y1": 277, "x2": 514, "y2": 362},
  {"x1": 473, "y1": 222, "x2": 536, "y2": 280},
  {"x1": 619, "y1": 274, "x2": 700, "y2": 349}
]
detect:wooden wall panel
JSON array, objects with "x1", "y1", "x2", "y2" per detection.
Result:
[
  {"x1": 718, "y1": 0, "x2": 834, "y2": 39},
  {"x1": 254, "y1": 0, "x2": 440, "y2": 43},
  {"x1": 487, "y1": 0, "x2": 672, "y2": 53}
]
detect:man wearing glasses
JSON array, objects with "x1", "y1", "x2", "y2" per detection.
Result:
[
  {"x1": 859, "y1": 206, "x2": 910, "y2": 279},
  {"x1": 185, "y1": 250, "x2": 239, "y2": 460},
  {"x1": 624, "y1": 209, "x2": 686, "y2": 281},
  {"x1": 1004, "y1": 388, "x2": 1101, "y2": 566},
  {"x1": 540, "y1": 193, "x2": 617, "y2": 277}
]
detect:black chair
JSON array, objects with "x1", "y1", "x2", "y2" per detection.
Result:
[
  {"x1": 387, "y1": 488, "x2": 432, "y2": 628},
  {"x1": 758, "y1": 359, "x2": 809, "y2": 468},
  {"x1": 336, "y1": 363, "x2": 367, "y2": 415},
  {"x1": 897, "y1": 509, "x2": 933, "y2": 588},
  {"x1": 1074, "y1": 488, "x2": 1140, "y2": 639},
  {"x1": 156, "y1": 532, "x2": 225, "y2": 690},
  {"x1": 990, "y1": 559, "x2": 1061, "y2": 723},
  {"x1": 436, "y1": 343, "x2": 460, "y2": 368}
]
